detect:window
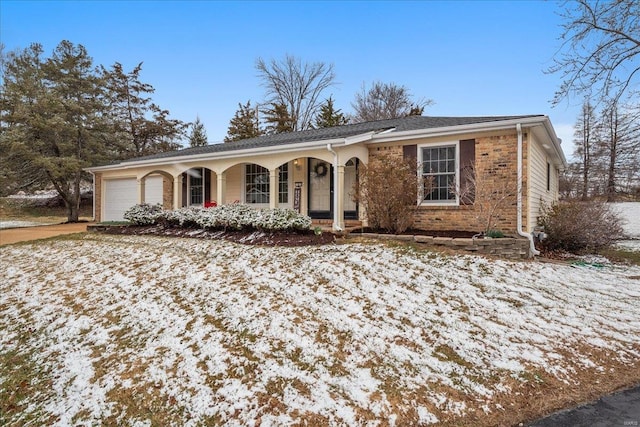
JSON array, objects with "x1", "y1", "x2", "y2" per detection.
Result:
[
  {"x1": 279, "y1": 163, "x2": 289, "y2": 204},
  {"x1": 245, "y1": 163, "x2": 290, "y2": 205},
  {"x1": 546, "y1": 162, "x2": 551, "y2": 191},
  {"x1": 421, "y1": 145, "x2": 457, "y2": 203},
  {"x1": 189, "y1": 168, "x2": 204, "y2": 205},
  {"x1": 245, "y1": 164, "x2": 269, "y2": 204}
]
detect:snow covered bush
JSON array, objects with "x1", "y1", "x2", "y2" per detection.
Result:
[
  {"x1": 204, "y1": 204, "x2": 259, "y2": 230},
  {"x1": 123, "y1": 203, "x2": 163, "y2": 225},
  {"x1": 537, "y1": 200, "x2": 624, "y2": 253},
  {"x1": 139, "y1": 204, "x2": 312, "y2": 233},
  {"x1": 254, "y1": 208, "x2": 312, "y2": 231},
  {"x1": 157, "y1": 206, "x2": 203, "y2": 228}
]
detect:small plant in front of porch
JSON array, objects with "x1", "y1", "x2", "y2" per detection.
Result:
[{"x1": 352, "y1": 154, "x2": 427, "y2": 234}]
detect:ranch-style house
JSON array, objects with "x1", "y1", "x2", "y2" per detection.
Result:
[{"x1": 86, "y1": 115, "x2": 567, "y2": 251}]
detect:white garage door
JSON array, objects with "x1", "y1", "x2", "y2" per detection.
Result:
[{"x1": 104, "y1": 176, "x2": 163, "y2": 221}]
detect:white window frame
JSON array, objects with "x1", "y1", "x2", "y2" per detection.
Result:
[
  {"x1": 186, "y1": 168, "x2": 205, "y2": 207},
  {"x1": 417, "y1": 141, "x2": 460, "y2": 206},
  {"x1": 242, "y1": 162, "x2": 292, "y2": 208}
]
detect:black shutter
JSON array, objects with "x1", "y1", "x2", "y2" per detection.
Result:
[
  {"x1": 459, "y1": 139, "x2": 476, "y2": 205},
  {"x1": 403, "y1": 144, "x2": 417, "y2": 162},
  {"x1": 204, "y1": 168, "x2": 211, "y2": 203}
]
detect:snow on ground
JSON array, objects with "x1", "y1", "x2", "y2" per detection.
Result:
[
  {"x1": 611, "y1": 202, "x2": 640, "y2": 239},
  {"x1": 1, "y1": 234, "x2": 639, "y2": 426},
  {"x1": 0, "y1": 220, "x2": 53, "y2": 229}
]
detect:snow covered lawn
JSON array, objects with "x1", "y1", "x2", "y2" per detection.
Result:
[{"x1": 1, "y1": 234, "x2": 639, "y2": 426}]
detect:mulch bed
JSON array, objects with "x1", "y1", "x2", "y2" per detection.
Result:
[{"x1": 95, "y1": 224, "x2": 336, "y2": 246}]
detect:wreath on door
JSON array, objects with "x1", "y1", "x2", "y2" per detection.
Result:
[{"x1": 314, "y1": 162, "x2": 328, "y2": 177}]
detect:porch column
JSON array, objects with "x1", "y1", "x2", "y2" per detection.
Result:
[
  {"x1": 137, "y1": 178, "x2": 145, "y2": 204},
  {"x1": 335, "y1": 165, "x2": 345, "y2": 230},
  {"x1": 217, "y1": 172, "x2": 226, "y2": 205},
  {"x1": 269, "y1": 167, "x2": 279, "y2": 209},
  {"x1": 173, "y1": 175, "x2": 182, "y2": 209}
]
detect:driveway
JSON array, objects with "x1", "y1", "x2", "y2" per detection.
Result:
[
  {"x1": 0, "y1": 222, "x2": 93, "y2": 245},
  {"x1": 529, "y1": 384, "x2": 640, "y2": 426}
]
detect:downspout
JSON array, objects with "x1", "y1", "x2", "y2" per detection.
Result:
[
  {"x1": 89, "y1": 171, "x2": 96, "y2": 222},
  {"x1": 516, "y1": 123, "x2": 540, "y2": 257},
  {"x1": 327, "y1": 143, "x2": 342, "y2": 232}
]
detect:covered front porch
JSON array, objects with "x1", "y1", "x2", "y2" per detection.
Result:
[{"x1": 98, "y1": 144, "x2": 368, "y2": 231}]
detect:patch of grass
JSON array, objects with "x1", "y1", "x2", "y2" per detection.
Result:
[
  {"x1": 433, "y1": 344, "x2": 473, "y2": 369},
  {"x1": 0, "y1": 343, "x2": 56, "y2": 426},
  {"x1": 0, "y1": 197, "x2": 92, "y2": 223},
  {"x1": 598, "y1": 247, "x2": 640, "y2": 266}
]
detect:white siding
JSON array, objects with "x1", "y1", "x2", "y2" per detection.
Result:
[{"x1": 528, "y1": 135, "x2": 559, "y2": 231}]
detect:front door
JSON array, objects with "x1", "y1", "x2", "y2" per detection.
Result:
[{"x1": 308, "y1": 159, "x2": 332, "y2": 219}]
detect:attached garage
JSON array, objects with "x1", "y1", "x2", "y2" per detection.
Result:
[{"x1": 103, "y1": 176, "x2": 163, "y2": 221}]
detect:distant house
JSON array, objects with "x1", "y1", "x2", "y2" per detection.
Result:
[{"x1": 86, "y1": 115, "x2": 566, "y2": 251}]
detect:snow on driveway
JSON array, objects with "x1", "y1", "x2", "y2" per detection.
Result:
[{"x1": 1, "y1": 234, "x2": 639, "y2": 426}]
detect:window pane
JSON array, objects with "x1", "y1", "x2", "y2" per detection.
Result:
[{"x1": 246, "y1": 164, "x2": 269, "y2": 204}]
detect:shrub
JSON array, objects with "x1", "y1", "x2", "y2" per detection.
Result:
[
  {"x1": 537, "y1": 200, "x2": 624, "y2": 253},
  {"x1": 123, "y1": 203, "x2": 163, "y2": 225},
  {"x1": 352, "y1": 154, "x2": 426, "y2": 234},
  {"x1": 158, "y1": 206, "x2": 203, "y2": 228},
  {"x1": 254, "y1": 208, "x2": 312, "y2": 231},
  {"x1": 126, "y1": 203, "x2": 313, "y2": 233}
]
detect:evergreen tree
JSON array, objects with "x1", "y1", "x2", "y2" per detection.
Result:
[
  {"x1": 262, "y1": 103, "x2": 295, "y2": 135},
  {"x1": 314, "y1": 96, "x2": 349, "y2": 128},
  {"x1": 103, "y1": 62, "x2": 186, "y2": 157},
  {"x1": 189, "y1": 116, "x2": 208, "y2": 147},
  {"x1": 224, "y1": 100, "x2": 263, "y2": 142},
  {"x1": 1, "y1": 41, "x2": 110, "y2": 222}
]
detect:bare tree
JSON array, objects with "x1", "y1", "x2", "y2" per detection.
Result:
[
  {"x1": 597, "y1": 100, "x2": 640, "y2": 201},
  {"x1": 351, "y1": 81, "x2": 433, "y2": 123},
  {"x1": 255, "y1": 55, "x2": 335, "y2": 132},
  {"x1": 549, "y1": 0, "x2": 640, "y2": 105},
  {"x1": 452, "y1": 163, "x2": 517, "y2": 235},
  {"x1": 573, "y1": 100, "x2": 598, "y2": 200}
]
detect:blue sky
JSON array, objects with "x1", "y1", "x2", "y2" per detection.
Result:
[{"x1": 2, "y1": 0, "x2": 579, "y2": 151}]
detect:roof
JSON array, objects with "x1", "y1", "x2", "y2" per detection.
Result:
[{"x1": 121, "y1": 115, "x2": 543, "y2": 163}]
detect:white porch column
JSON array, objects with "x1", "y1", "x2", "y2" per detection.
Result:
[
  {"x1": 217, "y1": 172, "x2": 226, "y2": 205},
  {"x1": 173, "y1": 175, "x2": 182, "y2": 209},
  {"x1": 335, "y1": 165, "x2": 345, "y2": 230},
  {"x1": 269, "y1": 167, "x2": 279, "y2": 209},
  {"x1": 137, "y1": 178, "x2": 145, "y2": 204}
]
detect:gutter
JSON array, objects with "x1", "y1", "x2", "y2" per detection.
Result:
[
  {"x1": 88, "y1": 171, "x2": 96, "y2": 222},
  {"x1": 516, "y1": 123, "x2": 540, "y2": 257},
  {"x1": 326, "y1": 143, "x2": 342, "y2": 232}
]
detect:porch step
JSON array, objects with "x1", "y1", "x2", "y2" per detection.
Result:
[{"x1": 312, "y1": 220, "x2": 362, "y2": 232}]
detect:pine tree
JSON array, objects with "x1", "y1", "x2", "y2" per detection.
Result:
[
  {"x1": 314, "y1": 96, "x2": 349, "y2": 128},
  {"x1": 103, "y1": 62, "x2": 186, "y2": 157},
  {"x1": 262, "y1": 103, "x2": 295, "y2": 135},
  {"x1": 1, "y1": 41, "x2": 110, "y2": 222},
  {"x1": 224, "y1": 100, "x2": 263, "y2": 142},
  {"x1": 189, "y1": 116, "x2": 208, "y2": 147}
]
